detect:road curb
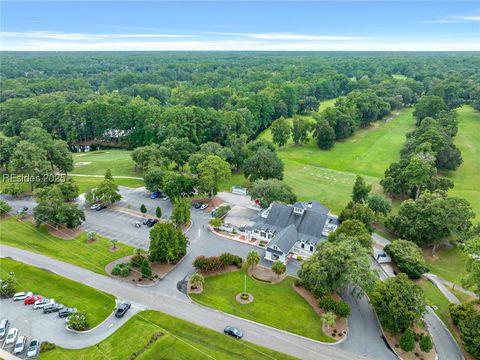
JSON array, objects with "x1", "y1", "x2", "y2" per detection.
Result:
[{"x1": 65, "y1": 299, "x2": 118, "y2": 334}]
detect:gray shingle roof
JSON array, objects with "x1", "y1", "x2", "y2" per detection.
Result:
[{"x1": 267, "y1": 224, "x2": 298, "y2": 254}]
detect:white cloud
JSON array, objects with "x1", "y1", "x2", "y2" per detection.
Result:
[
  {"x1": 2, "y1": 39, "x2": 479, "y2": 52},
  {"x1": 0, "y1": 31, "x2": 191, "y2": 41},
  {"x1": 245, "y1": 33, "x2": 362, "y2": 41},
  {"x1": 422, "y1": 12, "x2": 480, "y2": 24}
]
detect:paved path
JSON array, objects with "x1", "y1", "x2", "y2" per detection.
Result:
[
  {"x1": 424, "y1": 273, "x2": 461, "y2": 305},
  {"x1": 424, "y1": 308, "x2": 464, "y2": 360},
  {"x1": 0, "y1": 244, "x2": 370, "y2": 360}
]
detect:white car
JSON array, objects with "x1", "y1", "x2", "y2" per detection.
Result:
[
  {"x1": 14, "y1": 335, "x2": 27, "y2": 355},
  {"x1": 33, "y1": 298, "x2": 53, "y2": 310},
  {"x1": 13, "y1": 291, "x2": 32, "y2": 301},
  {"x1": 27, "y1": 339, "x2": 40, "y2": 358},
  {"x1": 199, "y1": 204, "x2": 208, "y2": 210},
  {"x1": 90, "y1": 203, "x2": 100, "y2": 210},
  {"x1": 5, "y1": 328, "x2": 18, "y2": 345}
]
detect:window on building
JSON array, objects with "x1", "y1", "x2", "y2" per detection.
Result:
[{"x1": 310, "y1": 245, "x2": 314, "y2": 252}]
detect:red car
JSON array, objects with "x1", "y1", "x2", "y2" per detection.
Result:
[{"x1": 24, "y1": 295, "x2": 43, "y2": 305}]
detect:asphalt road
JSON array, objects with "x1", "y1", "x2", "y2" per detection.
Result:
[
  {"x1": 1, "y1": 245, "x2": 372, "y2": 360},
  {"x1": 1, "y1": 189, "x2": 396, "y2": 359}
]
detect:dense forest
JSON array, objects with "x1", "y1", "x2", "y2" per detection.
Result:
[{"x1": 1, "y1": 52, "x2": 479, "y2": 149}]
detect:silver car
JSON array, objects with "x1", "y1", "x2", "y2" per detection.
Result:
[
  {"x1": 0, "y1": 319, "x2": 9, "y2": 338},
  {"x1": 5, "y1": 327, "x2": 18, "y2": 345},
  {"x1": 33, "y1": 298, "x2": 53, "y2": 310},
  {"x1": 14, "y1": 335, "x2": 27, "y2": 355},
  {"x1": 27, "y1": 339, "x2": 40, "y2": 358},
  {"x1": 13, "y1": 291, "x2": 32, "y2": 301}
]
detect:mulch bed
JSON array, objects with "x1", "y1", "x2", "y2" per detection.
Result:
[
  {"x1": 293, "y1": 285, "x2": 347, "y2": 340},
  {"x1": 385, "y1": 325, "x2": 435, "y2": 360},
  {"x1": 248, "y1": 266, "x2": 286, "y2": 284},
  {"x1": 23, "y1": 215, "x2": 82, "y2": 240},
  {"x1": 105, "y1": 255, "x2": 176, "y2": 284}
]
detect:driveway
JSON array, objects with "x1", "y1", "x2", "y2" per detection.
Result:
[{"x1": 0, "y1": 298, "x2": 141, "y2": 350}]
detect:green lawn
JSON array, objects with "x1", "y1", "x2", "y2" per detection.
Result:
[
  {"x1": 72, "y1": 149, "x2": 140, "y2": 177},
  {"x1": 40, "y1": 310, "x2": 296, "y2": 360},
  {"x1": 0, "y1": 258, "x2": 115, "y2": 327},
  {"x1": 0, "y1": 217, "x2": 134, "y2": 274},
  {"x1": 425, "y1": 247, "x2": 470, "y2": 286},
  {"x1": 446, "y1": 105, "x2": 480, "y2": 219},
  {"x1": 419, "y1": 280, "x2": 452, "y2": 327},
  {"x1": 71, "y1": 176, "x2": 144, "y2": 193},
  {"x1": 190, "y1": 267, "x2": 333, "y2": 343},
  {"x1": 260, "y1": 108, "x2": 414, "y2": 213}
]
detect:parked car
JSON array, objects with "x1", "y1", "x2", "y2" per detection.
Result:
[
  {"x1": 150, "y1": 191, "x2": 161, "y2": 199},
  {"x1": 0, "y1": 319, "x2": 9, "y2": 338},
  {"x1": 90, "y1": 203, "x2": 101, "y2": 210},
  {"x1": 161, "y1": 195, "x2": 169, "y2": 201},
  {"x1": 192, "y1": 202, "x2": 200, "y2": 208},
  {"x1": 224, "y1": 326, "x2": 243, "y2": 339},
  {"x1": 5, "y1": 328, "x2": 18, "y2": 345},
  {"x1": 26, "y1": 339, "x2": 40, "y2": 358},
  {"x1": 115, "y1": 302, "x2": 131, "y2": 318},
  {"x1": 13, "y1": 292, "x2": 32, "y2": 301},
  {"x1": 16, "y1": 206, "x2": 28, "y2": 214},
  {"x1": 59, "y1": 307, "x2": 77, "y2": 318},
  {"x1": 199, "y1": 203, "x2": 208, "y2": 210},
  {"x1": 146, "y1": 219, "x2": 158, "y2": 227},
  {"x1": 33, "y1": 298, "x2": 53, "y2": 310},
  {"x1": 43, "y1": 302, "x2": 64, "y2": 314},
  {"x1": 14, "y1": 335, "x2": 27, "y2": 355},
  {"x1": 24, "y1": 295, "x2": 43, "y2": 305},
  {"x1": 95, "y1": 204, "x2": 107, "y2": 211}
]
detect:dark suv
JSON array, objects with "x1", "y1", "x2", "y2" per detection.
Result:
[
  {"x1": 115, "y1": 303, "x2": 131, "y2": 318},
  {"x1": 58, "y1": 307, "x2": 77, "y2": 318},
  {"x1": 146, "y1": 219, "x2": 159, "y2": 227},
  {"x1": 43, "y1": 303, "x2": 64, "y2": 314}
]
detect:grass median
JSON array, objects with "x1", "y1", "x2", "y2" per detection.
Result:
[
  {"x1": 0, "y1": 217, "x2": 134, "y2": 274},
  {"x1": 39, "y1": 310, "x2": 297, "y2": 360},
  {"x1": 190, "y1": 267, "x2": 333, "y2": 343},
  {"x1": 0, "y1": 258, "x2": 115, "y2": 328}
]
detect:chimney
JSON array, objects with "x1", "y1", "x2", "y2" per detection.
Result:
[{"x1": 307, "y1": 201, "x2": 313, "y2": 208}]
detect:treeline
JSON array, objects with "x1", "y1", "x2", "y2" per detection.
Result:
[{"x1": 1, "y1": 52, "x2": 479, "y2": 149}]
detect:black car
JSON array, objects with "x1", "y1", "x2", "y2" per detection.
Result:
[
  {"x1": 146, "y1": 219, "x2": 159, "y2": 227},
  {"x1": 17, "y1": 206, "x2": 28, "y2": 214},
  {"x1": 194, "y1": 202, "x2": 203, "y2": 209},
  {"x1": 58, "y1": 307, "x2": 77, "y2": 318},
  {"x1": 43, "y1": 303, "x2": 64, "y2": 314},
  {"x1": 224, "y1": 326, "x2": 243, "y2": 339},
  {"x1": 115, "y1": 303, "x2": 131, "y2": 318},
  {"x1": 95, "y1": 204, "x2": 107, "y2": 211}
]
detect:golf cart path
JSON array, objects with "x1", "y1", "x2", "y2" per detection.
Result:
[{"x1": 0, "y1": 245, "x2": 371, "y2": 360}]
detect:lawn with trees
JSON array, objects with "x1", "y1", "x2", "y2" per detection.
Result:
[
  {"x1": 0, "y1": 258, "x2": 115, "y2": 327},
  {"x1": 0, "y1": 217, "x2": 134, "y2": 274},
  {"x1": 190, "y1": 267, "x2": 334, "y2": 343},
  {"x1": 40, "y1": 310, "x2": 296, "y2": 360}
]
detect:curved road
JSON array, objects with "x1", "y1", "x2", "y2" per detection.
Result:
[{"x1": 1, "y1": 244, "x2": 374, "y2": 360}]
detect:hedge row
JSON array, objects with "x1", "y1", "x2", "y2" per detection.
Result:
[{"x1": 193, "y1": 253, "x2": 242, "y2": 271}]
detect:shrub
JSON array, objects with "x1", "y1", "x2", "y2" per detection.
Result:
[
  {"x1": 310, "y1": 286, "x2": 328, "y2": 299},
  {"x1": 0, "y1": 278, "x2": 16, "y2": 298},
  {"x1": 219, "y1": 252, "x2": 243, "y2": 268},
  {"x1": 420, "y1": 335, "x2": 433, "y2": 352},
  {"x1": 384, "y1": 240, "x2": 428, "y2": 279},
  {"x1": 67, "y1": 311, "x2": 89, "y2": 331},
  {"x1": 40, "y1": 342, "x2": 56, "y2": 353},
  {"x1": 111, "y1": 263, "x2": 130, "y2": 277},
  {"x1": 318, "y1": 296, "x2": 337, "y2": 312},
  {"x1": 334, "y1": 301, "x2": 351, "y2": 318},
  {"x1": 294, "y1": 278, "x2": 303, "y2": 287},
  {"x1": 141, "y1": 259, "x2": 153, "y2": 279},
  {"x1": 130, "y1": 254, "x2": 146, "y2": 268},
  {"x1": 399, "y1": 329, "x2": 415, "y2": 352},
  {"x1": 193, "y1": 256, "x2": 224, "y2": 271},
  {"x1": 449, "y1": 303, "x2": 476, "y2": 326}
]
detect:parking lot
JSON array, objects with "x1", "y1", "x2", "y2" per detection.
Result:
[{"x1": 0, "y1": 298, "x2": 142, "y2": 355}]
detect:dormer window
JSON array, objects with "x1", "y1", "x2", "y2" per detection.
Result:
[{"x1": 293, "y1": 207, "x2": 304, "y2": 215}]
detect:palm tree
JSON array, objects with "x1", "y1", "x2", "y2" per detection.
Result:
[
  {"x1": 134, "y1": 247, "x2": 142, "y2": 256},
  {"x1": 87, "y1": 231, "x2": 97, "y2": 242},
  {"x1": 321, "y1": 311, "x2": 336, "y2": 331},
  {"x1": 271, "y1": 260, "x2": 286, "y2": 279},
  {"x1": 209, "y1": 218, "x2": 222, "y2": 229},
  {"x1": 247, "y1": 250, "x2": 260, "y2": 270},
  {"x1": 190, "y1": 273, "x2": 205, "y2": 290},
  {"x1": 111, "y1": 239, "x2": 118, "y2": 250}
]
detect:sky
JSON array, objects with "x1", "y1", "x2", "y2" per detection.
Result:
[{"x1": 0, "y1": 1, "x2": 479, "y2": 51}]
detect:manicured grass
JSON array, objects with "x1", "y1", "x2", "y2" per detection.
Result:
[
  {"x1": 219, "y1": 173, "x2": 250, "y2": 192},
  {"x1": 446, "y1": 105, "x2": 480, "y2": 219},
  {"x1": 0, "y1": 258, "x2": 115, "y2": 327},
  {"x1": 0, "y1": 217, "x2": 134, "y2": 274},
  {"x1": 190, "y1": 267, "x2": 333, "y2": 343},
  {"x1": 40, "y1": 310, "x2": 296, "y2": 360},
  {"x1": 72, "y1": 149, "x2": 140, "y2": 177},
  {"x1": 419, "y1": 280, "x2": 451, "y2": 326},
  {"x1": 424, "y1": 247, "x2": 469, "y2": 286},
  {"x1": 72, "y1": 176, "x2": 144, "y2": 193},
  {"x1": 260, "y1": 108, "x2": 414, "y2": 214}
]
